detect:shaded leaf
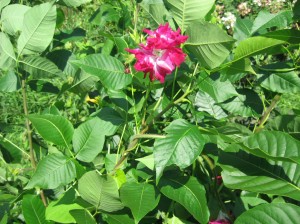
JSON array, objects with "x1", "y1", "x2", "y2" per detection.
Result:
[
  {"x1": 266, "y1": 115, "x2": 300, "y2": 139},
  {"x1": 62, "y1": 0, "x2": 91, "y2": 8},
  {"x1": 105, "y1": 214, "x2": 134, "y2": 224},
  {"x1": 233, "y1": 18, "x2": 253, "y2": 44},
  {"x1": 158, "y1": 175, "x2": 209, "y2": 224},
  {"x1": 0, "y1": 71, "x2": 20, "y2": 92},
  {"x1": 0, "y1": 32, "x2": 16, "y2": 70}
]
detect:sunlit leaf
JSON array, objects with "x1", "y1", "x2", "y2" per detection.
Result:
[
  {"x1": 25, "y1": 153, "x2": 76, "y2": 189},
  {"x1": 22, "y1": 195, "x2": 50, "y2": 224}
]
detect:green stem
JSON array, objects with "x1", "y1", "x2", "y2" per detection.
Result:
[
  {"x1": 21, "y1": 78, "x2": 47, "y2": 207},
  {"x1": 254, "y1": 94, "x2": 281, "y2": 133}
]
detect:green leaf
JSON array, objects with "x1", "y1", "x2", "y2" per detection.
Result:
[
  {"x1": 78, "y1": 171, "x2": 124, "y2": 212},
  {"x1": 263, "y1": 29, "x2": 300, "y2": 44},
  {"x1": 136, "y1": 154, "x2": 154, "y2": 171},
  {"x1": 164, "y1": 0, "x2": 214, "y2": 31},
  {"x1": 90, "y1": 4, "x2": 119, "y2": 27},
  {"x1": 95, "y1": 107, "x2": 124, "y2": 136},
  {"x1": 17, "y1": 2, "x2": 56, "y2": 55},
  {"x1": 154, "y1": 119, "x2": 206, "y2": 181},
  {"x1": 257, "y1": 71, "x2": 300, "y2": 93},
  {"x1": 0, "y1": 4, "x2": 31, "y2": 35},
  {"x1": 28, "y1": 114, "x2": 74, "y2": 147},
  {"x1": 105, "y1": 214, "x2": 135, "y2": 224},
  {"x1": 219, "y1": 151, "x2": 300, "y2": 201},
  {"x1": 62, "y1": 0, "x2": 91, "y2": 8},
  {"x1": 0, "y1": 71, "x2": 20, "y2": 92},
  {"x1": 185, "y1": 21, "x2": 235, "y2": 69},
  {"x1": 20, "y1": 56, "x2": 62, "y2": 79},
  {"x1": 72, "y1": 54, "x2": 132, "y2": 90},
  {"x1": 243, "y1": 131, "x2": 300, "y2": 165},
  {"x1": 46, "y1": 189, "x2": 83, "y2": 223},
  {"x1": 0, "y1": 32, "x2": 16, "y2": 71},
  {"x1": 120, "y1": 182, "x2": 160, "y2": 224},
  {"x1": 198, "y1": 73, "x2": 238, "y2": 103},
  {"x1": 233, "y1": 18, "x2": 253, "y2": 44},
  {"x1": 294, "y1": 0, "x2": 300, "y2": 21},
  {"x1": 0, "y1": 0, "x2": 10, "y2": 12},
  {"x1": 0, "y1": 133, "x2": 25, "y2": 162},
  {"x1": 221, "y1": 88, "x2": 263, "y2": 117},
  {"x1": 140, "y1": 0, "x2": 170, "y2": 28},
  {"x1": 194, "y1": 91, "x2": 227, "y2": 119},
  {"x1": 25, "y1": 153, "x2": 76, "y2": 189},
  {"x1": 235, "y1": 203, "x2": 300, "y2": 224},
  {"x1": 266, "y1": 115, "x2": 300, "y2": 139},
  {"x1": 222, "y1": 58, "x2": 255, "y2": 76},
  {"x1": 73, "y1": 117, "x2": 105, "y2": 162},
  {"x1": 69, "y1": 209, "x2": 96, "y2": 224},
  {"x1": 251, "y1": 10, "x2": 293, "y2": 35},
  {"x1": 158, "y1": 175, "x2": 209, "y2": 224},
  {"x1": 22, "y1": 195, "x2": 50, "y2": 224}
]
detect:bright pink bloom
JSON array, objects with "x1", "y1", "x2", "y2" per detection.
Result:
[
  {"x1": 209, "y1": 219, "x2": 231, "y2": 224},
  {"x1": 126, "y1": 23, "x2": 188, "y2": 83}
]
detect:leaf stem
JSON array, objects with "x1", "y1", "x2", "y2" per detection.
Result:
[
  {"x1": 21, "y1": 78, "x2": 47, "y2": 207},
  {"x1": 254, "y1": 94, "x2": 281, "y2": 133}
]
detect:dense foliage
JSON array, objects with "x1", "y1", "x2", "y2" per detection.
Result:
[{"x1": 0, "y1": 0, "x2": 300, "y2": 223}]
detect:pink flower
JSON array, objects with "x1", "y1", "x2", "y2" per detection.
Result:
[
  {"x1": 209, "y1": 219, "x2": 231, "y2": 224},
  {"x1": 126, "y1": 23, "x2": 188, "y2": 83}
]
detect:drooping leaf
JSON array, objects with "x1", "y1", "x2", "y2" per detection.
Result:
[
  {"x1": 164, "y1": 0, "x2": 214, "y2": 31},
  {"x1": 73, "y1": 117, "x2": 105, "y2": 162},
  {"x1": 251, "y1": 10, "x2": 293, "y2": 35},
  {"x1": 222, "y1": 58, "x2": 255, "y2": 76},
  {"x1": 0, "y1": 4, "x2": 31, "y2": 35},
  {"x1": 198, "y1": 73, "x2": 238, "y2": 103},
  {"x1": 154, "y1": 119, "x2": 206, "y2": 181},
  {"x1": 0, "y1": 32, "x2": 16, "y2": 70},
  {"x1": 69, "y1": 209, "x2": 97, "y2": 224},
  {"x1": 235, "y1": 203, "x2": 300, "y2": 224},
  {"x1": 219, "y1": 150, "x2": 300, "y2": 201},
  {"x1": 263, "y1": 29, "x2": 300, "y2": 44},
  {"x1": 78, "y1": 171, "x2": 123, "y2": 212},
  {"x1": 22, "y1": 195, "x2": 50, "y2": 224},
  {"x1": 243, "y1": 131, "x2": 300, "y2": 165},
  {"x1": 185, "y1": 21, "x2": 235, "y2": 69},
  {"x1": 0, "y1": 71, "x2": 19, "y2": 92},
  {"x1": 28, "y1": 114, "x2": 74, "y2": 147},
  {"x1": 257, "y1": 71, "x2": 300, "y2": 93},
  {"x1": 120, "y1": 182, "x2": 160, "y2": 223},
  {"x1": 17, "y1": 2, "x2": 56, "y2": 55},
  {"x1": 89, "y1": 4, "x2": 119, "y2": 27},
  {"x1": 71, "y1": 54, "x2": 132, "y2": 90},
  {"x1": 62, "y1": 0, "x2": 91, "y2": 8},
  {"x1": 158, "y1": 175, "x2": 209, "y2": 224},
  {"x1": 193, "y1": 91, "x2": 227, "y2": 119},
  {"x1": 20, "y1": 56, "x2": 62, "y2": 79},
  {"x1": 25, "y1": 153, "x2": 76, "y2": 189},
  {"x1": 46, "y1": 189, "x2": 83, "y2": 223}
]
